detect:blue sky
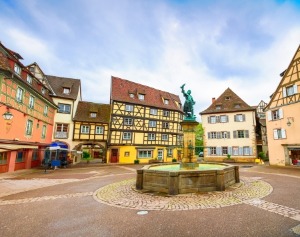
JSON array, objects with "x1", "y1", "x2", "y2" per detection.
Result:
[{"x1": 1, "y1": 0, "x2": 300, "y2": 119}]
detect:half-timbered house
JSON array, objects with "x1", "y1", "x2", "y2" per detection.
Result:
[
  {"x1": 109, "y1": 76, "x2": 184, "y2": 164},
  {"x1": 265, "y1": 45, "x2": 300, "y2": 166}
]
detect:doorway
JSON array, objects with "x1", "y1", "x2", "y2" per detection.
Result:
[{"x1": 111, "y1": 149, "x2": 119, "y2": 163}]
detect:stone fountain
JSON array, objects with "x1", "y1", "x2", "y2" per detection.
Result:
[{"x1": 136, "y1": 84, "x2": 239, "y2": 195}]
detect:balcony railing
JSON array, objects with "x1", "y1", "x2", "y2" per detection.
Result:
[{"x1": 54, "y1": 132, "x2": 68, "y2": 139}]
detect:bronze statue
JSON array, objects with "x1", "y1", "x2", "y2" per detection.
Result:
[{"x1": 180, "y1": 84, "x2": 195, "y2": 119}]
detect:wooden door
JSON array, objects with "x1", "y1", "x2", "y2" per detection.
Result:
[{"x1": 111, "y1": 149, "x2": 118, "y2": 163}]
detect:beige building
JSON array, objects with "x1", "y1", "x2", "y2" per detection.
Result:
[
  {"x1": 265, "y1": 45, "x2": 300, "y2": 166},
  {"x1": 200, "y1": 88, "x2": 257, "y2": 162}
]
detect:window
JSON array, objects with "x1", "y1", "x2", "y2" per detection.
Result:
[
  {"x1": 233, "y1": 130, "x2": 249, "y2": 138},
  {"x1": 16, "y1": 150, "x2": 24, "y2": 162},
  {"x1": 272, "y1": 110, "x2": 281, "y2": 120},
  {"x1": 90, "y1": 112, "x2": 97, "y2": 118},
  {"x1": 27, "y1": 75, "x2": 33, "y2": 84},
  {"x1": 210, "y1": 147, "x2": 217, "y2": 155},
  {"x1": 32, "y1": 149, "x2": 38, "y2": 161},
  {"x1": 81, "y1": 125, "x2": 90, "y2": 134},
  {"x1": 138, "y1": 94, "x2": 145, "y2": 100},
  {"x1": 208, "y1": 132, "x2": 217, "y2": 139},
  {"x1": 58, "y1": 103, "x2": 71, "y2": 113},
  {"x1": 273, "y1": 129, "x2": 286, "y2": 139},
  {"x1": 25, "y1": 120, "x2": 33, "y2": 135},
  {"x1": 123, "y1": 132, "x2": 132, "y2": 140},
  {"x1": 95, "y1": 126, "x2": 104, "y2": 134},
  {"x1": 63, "y1": 87, "x2": 70, "y2": 94},
  {"x1": 163, "y1": 110, "x2": 170, "y2": 117},
  {"x1": 221, "y1": 131, "x2": 230, "y2": 139},
  {"x1": 243, "y1": 146, "x2": 250, "y2": 155},
  {"x1": 55, "y1": 123, "x2": 69, "y2": 139},
  {"x1": 16, "y1": 87, "x2": 24, "y2": 103},
  {"x1": 41, "y1": 88, "x2": 46, "y2": 94},
  {"x1": 129, "y1": 93, "x2": 134, "y2": 98},
  {"x1": 124, "y1": 152, "x2": 130, "y2": 157},
  {"x1": 220, "y1": 115, "x2": 228, "y2": 123},
  {"x1": 283, "y1": 85, "x2": 298, "y2": 97},
  {"x1": 125, "y1": 104, "x2": 133, "y2": 112},
  {"x1": 234, "y1": 114, "x2": 245, "y2": 122},
  {"x1": 29, "y1": 95, "x2": 35, "y2": 109},
  {"x1": 0, "y1": 153, "x2": 7, "y2": 164},
  {"x1": 222, "y1": 147, "x2": 228, "y2": 155},
  {"x1": 14, "y1": 63, "x2": 21, "y2": 75},
  {"x1": 41, "y1": 125, "x2": 46, "y2": 139},
  {"x1": 164, "y1": 99, "x2": 169, "y2": 105},
  {"x1": 149, "y1": 120, "x2": 156, "y2": 127},
  {"x1": 162, "y1": 134, "x2": 168, "y2": 141},
  {"x1": 138, "y1": 150, "x2": 153, "y2": 158},
  {"x1": 148, "y1": 133, "x2": 155, "y2": 140},
  {"x1": 208, "y1": 116, "x2": 216, "y2": 124},
  {"x1": 232, "y1": 147, "x2": 239, "y2": 156},
  {"x1": 167, "y1": 148, "x2": 173, "y2": 157},
  {"x1": 216, "y1": 105, "x2": 221, "y2": 110},
  {"x1": 43, "y1": 105, "x2": 48, "y2": 116},
  {"x1": 225, "y1": 96, "x2": 231, "y2": 100},
  {"x1": 150, "y1": 108, "x2": 157, "y2": 115},
  {"x1": 234, "y1": 104, "x2": 241, "y2": 108},
  {"x1": 162, "y1": 122, "x2": 169, "y2": 129},
  {"x1": 124, "y1": 118, "x2": 133, "y2": 126}
]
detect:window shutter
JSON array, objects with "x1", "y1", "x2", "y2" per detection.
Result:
[
  {"x1": 207, "y1": 147, "x2": 211, "y2": 155},
  {"x1": 228, "y1": 147, "x2": 232, "y2": 155},
  {"x1": 217, "y1": 132, "x2": 221, "y2": 139},
  {"x1": 208, "y1": 132, "x2": 211, "y2": 139},
  {"x1": 249, "y1": 147, "x2": 253, "y2": 155},
  {"x1": 234, "y1": 115, "x2": 237, "y2": 122},
  {"x1": 233, "y1": 131, "x2": 237, "y2": 138},
  {"x1": 239, "y1": 147, "x2": 243, "y2": 155},
  {"x1": 273, "y1": 129, "x2": 278, "y2": 139},
  {"x1": 282, "y1": 87, "x2": 287, "y2": 97},
  {"x1": 226, "y1": 115, "x2": 229, "y2": 122},
  {"x1": 279, "y1": 108, "x2": 283, "y2": 119},
  {"x1": 245, "y1": 130, "x2": 249, "y2": 138},
  {"x1": 217, "y1": 147, "x2": 221, "y2": 155},
  {"x1": 242, "y1": 114, "x2": 246, "y2": 121},
  {"x1": 208, "y1": 117, "x2": 210, "y2": 124},
  {"x1": 227, "y1": 132, "x2": 230, "y2": 138},
  {"x1": 216, "y1": 116, "x2": 220, "y2": 123},
  {"x1": 267, "y1": 111, "x2": 272, "y2": 121},
  {"x1": 293, "y1": 84, "x2": 298, "y2": 94},
  {"x1": 282, "y1": 129, "x2": 286, "y2": 139}
]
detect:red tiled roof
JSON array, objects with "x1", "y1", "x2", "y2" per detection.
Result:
[
  {"x1": 200, "y1": 88, "x2": 254, "y2": 115},
  {"x1": 73, "y1": 101, "x2": 111, "y2": 123},
  {"x1": 111, "y1": 76, "x2": 183, "y2": 112}
]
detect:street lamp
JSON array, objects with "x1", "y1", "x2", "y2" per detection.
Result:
[{"x1": 2, "y1": 107, "x2": 13, "y2": 120}]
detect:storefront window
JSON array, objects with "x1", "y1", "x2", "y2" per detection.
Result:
[
  {"x1": 16, "y1": 150, "x2": 24, "y2": 162},
  {"x1": 0, "y1": 153, "x2": 7, "y2": 164}
]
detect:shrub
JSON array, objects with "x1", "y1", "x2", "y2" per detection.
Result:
[
  {"x1": 258, "y1": 152, "x2": 267, "y2": 161},
  {"x1": 134, "y1": 159, "x2": 140, "y2": 164},
  {"x1": 172, "y1": 158, "x2": 177, "y2": 162},
  {"x1": 226, "y1": 154, "x2": 231, "y2": 159}
]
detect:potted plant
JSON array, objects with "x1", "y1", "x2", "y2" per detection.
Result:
[
  {"x1": 223, "y1": 154, "x2": 235, "y2": 163},
  {"x1": 134, "y1": 159, "x2": 140, "y2": 164},
  {"x1": 172, "y1": 158, "x2": 177, "y2": 163},
  {"x1": 256, "y1": 152, "x2": 266, "y2": 164},
  {"x1": 82, "y1": 151, "x2": 92, "y2": 164}
]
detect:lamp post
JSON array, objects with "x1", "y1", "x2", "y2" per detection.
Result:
[{"x1": 2, "y1": 107, "x2": 13, "y2": 120}]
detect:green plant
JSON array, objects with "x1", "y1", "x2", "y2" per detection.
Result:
[
  {"x1": 258, "y1": 152, "x2": 266, "y2": 161},
  {"x1": 134, "y1": 159, "x2": 140, "y2": 164},
  {"x1": 172, "y1": 158, "x2": 177, "y2": 162},
  {"x1": 226, "y1": 154, "x2": 231, "y2": 159},
  {"x1": 82, "y1": 151, "x2": 91, "y2": 163}
]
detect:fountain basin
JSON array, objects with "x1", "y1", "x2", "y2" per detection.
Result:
[{"x1": 136, "y1": 163, "x2": 239, "y2": 195}]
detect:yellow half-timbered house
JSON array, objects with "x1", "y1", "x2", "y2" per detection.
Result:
[
  {"x1": 73, "y1": 101, "x2": 110, "y2": 163},
  {"x1": 265, "y1": 45, "x2": 300, "y2": 166},
  {"x1": 109, "y1": 76, "x2": 184, "y2": 164}
]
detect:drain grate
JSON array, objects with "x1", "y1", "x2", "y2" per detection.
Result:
[{"x1": 241, "y1": 165, "x2": 253, "y2": 168}]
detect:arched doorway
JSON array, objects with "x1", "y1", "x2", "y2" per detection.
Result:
[{"x1": 73, "y1": 142, "x2": 107, "y2": 163}]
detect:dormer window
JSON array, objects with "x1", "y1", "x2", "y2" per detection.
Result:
[
  {"x1": 41, "y1": 88, "x2": 46, "y2": 94},
  {"x1": 129, "y1": 93, "x2": 134, "y2": 98},
  {"x1": 90, "y1": 112, "x2": 97, "y2": 118},
  {"x1": 14, "y1": 63, "x2": 21, "y2": 75},
  {"x1": 63, "y1": 87, "x2": 70, "y2": 94},
  {"x1": 234, "y1": 103, "x2": 241, "y2": 108},
  {"x1": 27, "y1": 75, "x2": 33, "y2": 84},
  {"x1": 138, "y1": 94, "x2": 145, "y2": 101},
  {"x1": 225, "y1": 96, "x2": 231, "y2": 100},
  {"x1": 164, "y1": 99, "x2": 169, "y2": 105},
  {"x1": 216, "y1": 105, "x2": 221, "y2": 110}
]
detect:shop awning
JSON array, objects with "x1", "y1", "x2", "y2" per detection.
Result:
[
  {"x1": 50, "y1": 142, "x2": 68, "y2": 149},
  {"x1": 0, "y1": 144, "x2": 38, "y2": 152}
]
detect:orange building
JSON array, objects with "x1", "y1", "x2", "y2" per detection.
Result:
[{"x1": 0, "y1": 42, "x2": 56, "y2": 172}]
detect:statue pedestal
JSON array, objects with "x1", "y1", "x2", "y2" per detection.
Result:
[{"x1": 180, "y1": 120, "x2": 199, "y2": 164}]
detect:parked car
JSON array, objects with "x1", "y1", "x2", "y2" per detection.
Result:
[{"x1": 199, "y1": 152, "x2": 204, "y2": 157}]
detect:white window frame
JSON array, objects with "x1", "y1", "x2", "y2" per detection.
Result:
[
  {"x1": 138, "y1": 150, "x2": 153, "y2": 158},
  {"x1": 123, "y1": 132, "x2": 132, "y2": 140},
  {"x1": 81, "y1": 125, "x2": 90, "y2": 134},
  {"x1": 41, "y1": 125, "x2": 47, "y2": 139},
  {"x1": 90, "y1": 112, "x2": 97, "y2": 118},
  {"x1": 162, "y1": 134, "x2": 168, "y2": 141},
  {"x1": 150, "y1": 108, "x2": 158, "y2": 115},
  {"x1": 95, "y1": 126, "x2": 104, "y2": 134},
  {"x1": 220, "y1": 115, "x2": 228, "y2": 123},
  {"x1": 16, "y1": 87, "x2": 24, "y2": 103},
  {"x1": 124, "y1": 118, "x2": 133, "y2": 126},
  {"x1": 29, "y1": 95, "x2": 35, "y2": 109},
  {"x1": 163, "y1": 110, "x2": 170, "y2": 117},
  {"x1": 43, "y1": 105, "x2": 48, "y2": 116},
  {"x1": 63, "y1": 87, "x2": 70, "y2": 94},
  {"x1": 210, "y1": 147, "x2": 217, "y2": 155},
  {"x1": 58, "y1": 103, "x2": 71, "y2": 113},
  {"x1": 27, "y1": 75, "x2": 33, "y2": 84},
  {"x1": 209, "y1": 116, "x2": 216, "y2": 124},
  {"x1": 273, "y1": 129, "x2": 286, "y2": 139},
  {"x1": 232, "y1": 147, "x2": 239, "y2": 156},
  {"x1": 125, "y1": 104, "x2": 133, "y2": 112},
  {"x1": 25, "y1": 120, "x2": 33, "y2": 135},
  {"x1": 149, "y1": 120, "x2": 156, "y2": 127},
  {"x1": 222, "y1": 147, "x2": 228, "y2": 155},
  {"x1": 164, "y1": 99, "x2": 169, "y2": 105},
  {"x1": 243, "y1": 146, "x2": 250, "y2": 155},
  {"x1": 129, "y1": 93, "x2": 134, "y2": 98},
  {"x1": 138, "y1": 94, "x2": 145, "y2": 100},
  {"x1": 162, "y1": 122, "x2": 169, "y2": 129},
  {"x1": 41, "y1": 87, "x2": 46, "y2": 94},
  {"x1": 14, "y1": 63, "x2": 21, "y2": 75},
  {"x1": 148, "y1": 133, "x2": 155, "y2": 140}
]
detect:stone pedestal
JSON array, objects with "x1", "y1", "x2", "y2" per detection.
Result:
[{"x1": 180, "y1": 120, "x2": 199, "y2": 164}]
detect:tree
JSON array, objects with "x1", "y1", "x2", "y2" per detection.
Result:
[{"x1": 195, "y1": 123, "x2": 204, "y2": 154}]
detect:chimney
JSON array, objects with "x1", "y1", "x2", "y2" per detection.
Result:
[{"x1": 212, "y1": 97, "x2": 216, "y2": 103}]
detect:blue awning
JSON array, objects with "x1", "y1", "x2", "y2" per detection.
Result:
[{"x1": 50, "y1": 142, "x2": 68, "y2": 149}]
